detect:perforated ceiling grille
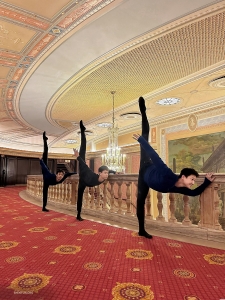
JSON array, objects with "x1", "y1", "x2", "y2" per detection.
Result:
[{"x1": 51, "y1": 11, "x2": 225, "y2": 122}]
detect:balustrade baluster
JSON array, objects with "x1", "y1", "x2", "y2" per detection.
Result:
[
  {"x1": 110, "y1": 181, "x2": 115, "y2": 212},
  {"x1": 169, "y1": 193, "x2": 177, "y2": 223},
  {"x1": 102, "y1": 181, "x2": 108, "y2": 211},
  {"x1": 117, "y1": 181, "x2": 123, "y2": 214},
  {"x1": 90, "y1": 187, "x2": 95, "y2": 209},
  {"x1": 182, "y1": 195, "x2": 191, "y2": 225},
  {"x1": 156, "y1": 192, "x2": 165, "y2": 221},
  {"x1": 125, "y1": 182, "x2": 131, "y2": 215},
  {"x1": 95, "y1": 185, "x2": 101, "y2": 210},
  {"x1": 146, "y1": 190, "x2": 152, "y2": 219}
]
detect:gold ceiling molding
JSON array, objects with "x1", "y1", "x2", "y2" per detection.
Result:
[
  {"x1": 0, "y1": 147, "x2": 75, "y2": 159},
  {"x1": 45, "y1": 1, "x2": 225, "y2": 127},
  {"x1": 13, "y1": 0, "x2": 122, "y2": 129},
  {"x1": 49, "y1": 9, "x2": 225, "y2": 129}
]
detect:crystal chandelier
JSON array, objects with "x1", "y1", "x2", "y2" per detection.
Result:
[{"x1": 102, "y1": 91, "x2": 126, "y2": 172}]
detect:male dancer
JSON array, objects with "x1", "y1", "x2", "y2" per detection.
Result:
[
  {"x1": 133, "y1": 97, "x2": 214, "y2": 239},
  {"x1": 73, "y1": 120, "x2": 109, "y2": 221},
  {"x1": 40, "y1": 131, "x2": 77, "y2": 212}
]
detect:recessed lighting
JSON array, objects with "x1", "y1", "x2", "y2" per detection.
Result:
[
  {"x1": 209, "y1": 76, "x2": 225, "y2": 88},
  {"x1": 156, "y1": 98, "x2": 180, "y2": 106},
  {"x1": 120, "y1": 112, "x2": 141, "y2": 119},
  {"x1": 65, "y1": 139, "x2": 77, "y2": 144},
  {"x1": 96, "y1": 123, "x2": 112, "y2": 128}
]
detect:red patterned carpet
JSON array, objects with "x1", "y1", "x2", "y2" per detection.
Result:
[{"x1": 0, "y1": 187, "x2": 225, "y2": 300}]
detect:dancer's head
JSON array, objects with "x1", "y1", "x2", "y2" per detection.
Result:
[
  {"x1": 98, "y1": 165, "x2": 109, "y2": 181},
  {"x1": 178, "y1": 168, "x2": 199, "y2": 188},
  {"x1": 56, "y1": 169, "x2": 65, "y2": 182}
]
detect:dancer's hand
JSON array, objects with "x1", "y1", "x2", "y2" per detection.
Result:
[
  {"x1": 133, "y1": 133, "x2": 141, "y2": 141},
  {"x1": 205, "y1": 172, "x2": 215, "y2": 182},
  {"x1": 73, "y1": 148, "x2": 79, "y2": 158}
]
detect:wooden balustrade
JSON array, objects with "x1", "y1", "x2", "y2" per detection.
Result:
[{"x1": 26, "y1": 174, "x2": 225, "y2": 237}]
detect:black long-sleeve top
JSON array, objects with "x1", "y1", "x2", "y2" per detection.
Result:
[
  {"x1": 77, "y1": 156, "x2": 104, "y2": 187},
  {"x1": 40, "y1": 159, "x2": 76, "y2": 186},
  {"x1": 138, "y1": 136, "x2": 211, "y2": 195}
]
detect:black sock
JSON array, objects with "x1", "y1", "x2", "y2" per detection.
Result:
[
  {"x1": 43, "y1": 131, "x2": 48, "y2": 141},
  {"x1": 42, "y1": 208, "x2": 49, "y2": 212},
  {"x1": 139, "y1": 97, "x2": 146, "y2": 114},
  {"x1": 80, "y1": 120, "x2": 86, "y2": 132},
  {"x1": 138, "y1": 230, "x2": 153, "y2": 239}
]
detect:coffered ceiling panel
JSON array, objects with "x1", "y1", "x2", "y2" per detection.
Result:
[
  {"x1": 0, "y1": 66, "x2": 10, "y2": 78},
  {"x1": 0, "y1": 0, "x2": 225, "y2": 155},
  {"x1": 1, "y1": 0, "x2": 72, "y2": 19},
  {"x1": 0, "y1": 20, "x2": 36, "y2": 52}
]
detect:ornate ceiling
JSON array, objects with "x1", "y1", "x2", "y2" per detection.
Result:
[{"x1": 0, "y1": 0, "x2": 225, "y2": 156}]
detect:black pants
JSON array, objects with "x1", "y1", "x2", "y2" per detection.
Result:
[
  {"x1": 42, "y1": 137, "x2": 49, "y2": 209},
  {"x1": 136, "y1": 109, "x2": 151, "y2": 233},
  {"x1": 77, "y1": 130, "x2": 87, "y2": 216}
]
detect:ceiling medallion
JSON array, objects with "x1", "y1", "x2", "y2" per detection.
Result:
[
  {"x1": 156, "y1": 98, "x2": 180, "y2": 106},
  {"x1": 188, "y1": 114, "x2": 198, "y2": 132},
  {"x1": 120, "y1": 112, "x2": 141, "y2": 119},
  {"x1": 209, "y1": 76, "x2": 225, "y2": 88},
  {"x1": 65, "y1": 139, "x2": 77, "y2": 144},
  {"x1": 96, "y1": 123, "x2": 112, "y2": 128}
]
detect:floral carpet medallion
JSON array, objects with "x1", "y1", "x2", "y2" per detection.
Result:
[
  {"x1": 83, "y1": 262, "x2": 102, "y2": 270},
  {"x1": 112, "y1": 282, "x2": 154, "y2": 300},
  {"x1": 173, "y1": 269, "x2": 196, "y2": 279},
  {"x1": 125, "y1": 249, "x2": 153, "y2": 260},
  {"x1": 203, "y1": 254, "x2": 225, "y2": 265},
  {"x1": 7, "y1": 273, "x2": 52, "y2": 293},
  {"x1": 167, "y1": 242, "x2": 182, "y2": 248},
  {"x1": 13, "y1": 216, "x2": 29, "y2": 220},
  {"x1": 72, "y1": 284, "x2": 86, "y2": 291},
  {"x1": 131, "y1": 232, "x2": 140, "y2": 237},
  {"x1": 77, "y1": 229, "x2": 97, "y2": 235},
  {"x1": 5, "y1": 256, "x2": 25, "y2": 263},
  {"x1": 184, "y1": 296, "x2": 201, "y2": 300},
  {"x1": 54, "y1": 245, "x2": 81, "y2": 254},
  {"x1": 103, "y1": 239, "x2": 115, "y2": 243},
  {"x1": 50, "y1": 217, "x2": 67, "y2": 221},
  {"x1": 28, "y1": 227, "x2": 48, "y2": 232},
  {"x1": 0, "y1": 241, "x2": 19, "y2": 249},
  {"x1": 44, "y1": 236, "x2": 57, "y2": 240}
]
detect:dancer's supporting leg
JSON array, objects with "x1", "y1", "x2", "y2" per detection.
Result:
[
  {"x1": 136, "y1": 97, "x2": 152, "y2": 239},
  {"x1": 42, "y1": 183, "x2": 49, "y2": 211},
  {"x1": 76, "y1": 120, "x2": 86, "y2": 221},
  {"x1": 42, "y1": 131, "x2": 49, "y2": 212}
]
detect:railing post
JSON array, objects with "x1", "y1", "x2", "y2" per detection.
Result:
[
  {"x1": 156, "y1": 192, "x2": 165, "y2": 221},
  {"x1": 198, "y1": 183, "x2": 222, "y2": 230},
  {"x1": 182, "y1": 195, "x2": 191, "y2": 226},
  {"x1": 169, "y1": 193, "x2": 177, "y2": 223}
]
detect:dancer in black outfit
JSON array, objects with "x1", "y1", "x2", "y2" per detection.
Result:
[
  {"x1": 40, "y1": 131, "x2": 76, "y2": 212},
  {"x1": 73, "y1": 121, "x2": 109, "y2": 221},
  {"x1": 133, "y1": 97, "x2": 214, "y2": 239}
]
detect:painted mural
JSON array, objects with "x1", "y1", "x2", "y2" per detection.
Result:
[{"x1": 168, "y1": 131, "x2": 225, "y2": 229}]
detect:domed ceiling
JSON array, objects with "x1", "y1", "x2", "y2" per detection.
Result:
[{"x1": 0, "y1": 0, "x2": 225, "y2": 157}]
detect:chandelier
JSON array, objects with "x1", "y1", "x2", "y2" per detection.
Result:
[{"x1": 102, "y1": 91, "x2": 126, "y2": 172}]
